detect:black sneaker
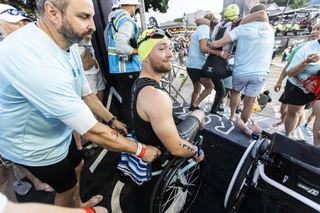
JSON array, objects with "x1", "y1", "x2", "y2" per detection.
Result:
[
  {"x1": 78, "y1": 147, "x2": 97, "y2": 158},
  {"x1": 189, "y1": 105, "x2": 200, "y2": 111},
  {"x1": 210, "y1": 110, "x2": 223, "y2": 117}
]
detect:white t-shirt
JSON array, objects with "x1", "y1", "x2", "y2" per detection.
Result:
[
  {"x1": 288, "y1": 40, "x2": 320, "y2": 93},
  {"x1": 0, "y1": 193, "x2": 7, "y2": 213}
]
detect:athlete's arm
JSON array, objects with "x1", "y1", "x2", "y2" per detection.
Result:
[
  {"x1": 137, "y1": 86, "x2": 204, "y2": 160},
  {"x1": 240, "y1": 10, "x2": 268, "y2": 25}
]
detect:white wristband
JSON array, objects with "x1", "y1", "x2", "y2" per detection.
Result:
[{"x1": 135, "y1": 142, "x2": 143, "y2": 156}]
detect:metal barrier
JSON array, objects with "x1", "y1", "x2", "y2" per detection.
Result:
[{"x1": 161, "y1": 64, "x2": 188, "y2": 104}]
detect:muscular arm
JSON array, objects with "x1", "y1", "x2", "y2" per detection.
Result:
[
  {"x1": 210, "y1": 34, "x2": 232, "y2": 49},
  {"x1": 138, "y1": 86, "x2": 199, "y2": 157},
  {"x1": 240, "y1": 10, "x2": 268, "y2": 25},
  {"x1": 195, "y1": 18, "x2": 210, "y2": 26}
]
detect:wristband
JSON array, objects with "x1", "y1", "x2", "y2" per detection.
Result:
[
  {"x1": 197, "y1": 148, "x2": 203, "y2": 157},
  {"x1": 107, "y1": 116, "x2": 117, "y2": 126},
  {"x1": 135, "y1": 142, "x2": 146, "y2": 158},
  {"x1": 220, "y1": 50, "x2": 224, "y2": 57},
  {"x1": 138, "y1": 146, "x2": 146, "y2": 158},
  {"x1": 84, "y1": 207, "x2": 96, "y2": 213},
  {"x1": 193, "y1": 146, "x2": 198, "y2": 157}
]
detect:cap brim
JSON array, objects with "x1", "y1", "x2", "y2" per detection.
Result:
[{"x1": 0, "y1": 13, "x2": 31, "y2": 23}]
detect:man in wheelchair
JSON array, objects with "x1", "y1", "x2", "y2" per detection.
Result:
[
  {"x1": 123, "y1": 29, "x2": 205, "y2": 213},
  {"x1": 130, "y1": 28, "x2": 205, "y2": 163}
]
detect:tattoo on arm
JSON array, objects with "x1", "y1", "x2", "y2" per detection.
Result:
[{"x1": 179, "y1": 140, "x2": 195, "y2": 153}]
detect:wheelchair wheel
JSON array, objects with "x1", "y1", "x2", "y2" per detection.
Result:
[
  {"x1": 225, "y1": 142, "x2": 256, "y2": 213},
  {"x1": 150, "y1": 158, "x2": 202, "y2": 213}
]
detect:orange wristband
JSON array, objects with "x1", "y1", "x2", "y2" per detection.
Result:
[
  {"x1": 138, "y1": 145, "x2": 146, "y2": 158},
  {"x1": 84, "y1": 207, "x2": 96, "y2": 213}
]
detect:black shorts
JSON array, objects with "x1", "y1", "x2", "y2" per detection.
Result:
[
  {"x1": 187, "y1": 67, "x2": 204, "y2": 83},
  {"x1": 22, "y1": 138, "x2": 82, "y2": 193},
  {"x1": 278, "y1": 92, "x2": 287, "y2": 104},
  {"x1": 282, "y1": 80, "x2": 319, "y2": 106}
]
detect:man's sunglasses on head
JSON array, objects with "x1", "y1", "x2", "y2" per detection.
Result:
[
  {"x1": 0, "y1": 9, "x2": 27, "y2": 17},
  {"x1": 138, "y1": 29, "x2": 173, "y2": 47}
]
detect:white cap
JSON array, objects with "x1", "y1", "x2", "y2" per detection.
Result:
[
  {"x1": 118, "y1": 0, "x2": 141, "y2": 6},
  {"x1": 0, "y1": 4, "x2": 31, "y2": 23}
]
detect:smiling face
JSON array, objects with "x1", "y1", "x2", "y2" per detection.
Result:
[
  {"x1": 147, "y1": 39, "x2": 173, "y2": 74},
  {"x1": 56, "y1": 0, "x2": 96, "y2": 46}
]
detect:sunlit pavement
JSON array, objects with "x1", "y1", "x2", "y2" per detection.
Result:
[{"x1": 169, "y1": 56, "x2": 314, "y2": 143}]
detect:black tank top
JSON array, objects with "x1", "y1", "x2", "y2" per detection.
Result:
[{"x1": 130, "y1": 77, "x2": 162, "y2": 148}]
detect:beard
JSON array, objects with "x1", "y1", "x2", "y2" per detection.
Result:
[
  {"x1": 58, "y1": 18, "x2": 92, "y2": 46},
  {"x1": 150, "y1": 60, "x2": 172, "y2": 74}
]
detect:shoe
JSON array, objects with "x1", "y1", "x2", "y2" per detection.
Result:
[
  {"x1": 210, "y1": 110, "x2": 223, "y2": 117},
  {"x1": 217, "y1": 105, "x2": 225, "y2": 112},
  {"x1": 78, "y1": 147, "x2": 97, "y2": 158},
  {"x1": 189, "y1": 105, "x2": 200, "y2": 111}
]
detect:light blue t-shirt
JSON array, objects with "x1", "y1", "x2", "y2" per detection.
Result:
[
  {"x1": 187, "y1": 24, "x2": 210, "y2": 69},
  {"x1": 287, "y1": 40, "x2": 320, "y2": 93},
  {"x1": 229, "y1": 21, "x2": 274, "y2": 77},
  {"x1": 0, "y1": 23, "x2": 95, "y2": 166}
]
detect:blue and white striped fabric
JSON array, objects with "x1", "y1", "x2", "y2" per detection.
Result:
[
  {"x1": 117, "y1": 132, "x2": 152, "y2": 185},
  {"x1": 117, "y1": 152, "x2": 152, "y2": 185}
]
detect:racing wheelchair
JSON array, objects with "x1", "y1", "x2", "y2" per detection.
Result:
[
  {"x1": 149, "y1": 134, "x2": 203, "y2": 213},
  {"x1": 118, "y1": 116, "x2": 204, "y2": 213},
  {"x1": 224, "y1": 133, "x2": 320, "y2": 213}
]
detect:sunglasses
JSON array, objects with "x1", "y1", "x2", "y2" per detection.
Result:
[
  {"x1": 0, "y1": 9, "x2": 27, "y2": 17},
  {"x1": 137, "y1": 29, "x2": 172, "y2": 47}
]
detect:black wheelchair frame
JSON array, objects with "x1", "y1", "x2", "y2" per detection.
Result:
[
  {"x1": 148, "y1": 135, "x2": 203, "y2": 213},
  {"x1": 224, "y1": 133, "x2": 320, "y2": 213}
]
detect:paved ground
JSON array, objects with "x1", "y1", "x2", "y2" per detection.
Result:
[{"x1": 168, "y1": 56, "x2": 314, "y2": 143}]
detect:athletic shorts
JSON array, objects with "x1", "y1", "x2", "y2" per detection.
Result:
[
  {"x1": 232, "y1": 75, "x2": 266, "y2": 97},
  {"x1": 282, "y1": 80, "x2": 319, "y2": 106},
  {"x1": 22, "y1": 138, "x2": 82, "y2": 193},
  {"x1": 187, "y1": 67, "x2": 204, "y2": 83},
  {"x1": 278, "y1": 92, "x2": 287, "y2": 104}
]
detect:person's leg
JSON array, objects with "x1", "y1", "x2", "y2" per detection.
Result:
[
  {"x1": 241, "y1": 96, "x2": 256, "y2": 123},
  {"x1": 190, "y1": 81, "x2": 201, "y2": 108},
  {"x1": 230, "y1": 90, "x2": 241, "y2": 121},
  {"x1": 210, "y1": 79, "x2": 226, "y2": 114},
  {"x1": 306, "y1": 108, "x2": 316, "y2": 126},
  {"x1": 273, "y1": 103, "x2": 287, "y2": 127},
  {"x1": 0, "y1": 166, "x2": 17, "y2": 202},
  {"x1": 284, "y1": 104, "x2": 304, "y2": 137},
  {"x1": 193, "y1": 78, "x2": 214, "y2": 107},
  {"x1": 312, "y1": 101, "x2": 320, "y2": 146},
  {"x1": 16, "y1": 165, "x2": 54, "y2": 192}
]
